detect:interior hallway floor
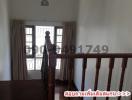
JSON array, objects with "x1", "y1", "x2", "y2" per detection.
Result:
[{"x1": 0, "y1": 80, "x2": 80, "y2": 100}]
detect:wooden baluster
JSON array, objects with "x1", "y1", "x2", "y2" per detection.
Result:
[
  {"x1": 41, "y1": 45, "x2": 48, "y2": 100},
  {"x1": 67, "y1": 56, "x2": 74, "y2": 100},
  {"x1": 68, "y1": 57, "x2": 74, "y2": 91},
  {"x1": 45, "y1": 31, "x2": 57, "y2": 100},
  {"x1": 118, "y1": 58, "x2": 128, "y2": 100},
  {"x1": 106, "y1": 58, "x2": 115, "y2": 100},
  {"x1": 48, "y1": 45, "x2": 56, "y2": 100},
  {"x1": 93, "y1": 58, "x2": 101, "y2": 100},
  {"x1": 81, "y1": 58, "x2": 87, "y2": 100}
]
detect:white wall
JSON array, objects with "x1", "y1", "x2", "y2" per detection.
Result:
[
  {"x1": 0, "y1": 0, "x2": 11, "y2": 80},
  {"x1": 10, "y1": 0, "x2": 79, "y2": 22},
  {"x1": 10, "y1": 0, "x2": 79, "y2": 79},
  {"x1": 75, "y1": 0, "x2": 132, "y2": 100}
]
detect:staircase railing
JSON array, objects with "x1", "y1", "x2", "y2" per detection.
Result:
[
  {"x1": 41, "y1": 31, "x2": 56, "y2": 100},
  {"x1": 43, "y1": 31, "x2": 132, "y2": 100},
  {"x1": 57, "y1": 53, "x2": 132, "y2": 100}
]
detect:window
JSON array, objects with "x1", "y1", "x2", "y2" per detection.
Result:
[
  {"x1": 25, "y1": 26, "x2": 35, "y2": 58},
  {"x1": 35, "y1": 26, "x2": 54, "y2": 70},
  {"x1": 25, "y1": 26, "x2": 63, "y2": 70},
  {"x1": 55, "y1": 27, "x2": 63, "y2": 69}
]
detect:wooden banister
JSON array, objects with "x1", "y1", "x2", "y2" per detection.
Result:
[
  {"x1": 43, "y1": 31, "x2": 132, "y2": 100},
  {"x1": 41, "y1": 45, "x2": 48, "y2": 100},
  {"x1": 81, "y1": 58, "x2": 87, "y2": 91},
  {"x1": 56, "y1": 53, "x2": 132, "y2": 58},
  {"x1": 68, "y1": 58, "x2": 74, "y2": 90},
  {"x1": 44, "y1": 31, "x2": 56, "y2": 100},
  {"x1": 93, "y1": 58, "x2": 101, "y2": 100},
  {"x1": 56, "y1": 54, "x2": 131, "y2": 100},
  {"x1": 81, "y1": 58, "x2": 87, "y2": 100},
  {"x1": 118, "y1": 58, "x2": 128, "y2": 100},
  {"x1": 45, "y1": 31, "x2": 52, "y2": 50},
  {"x1": 106, "y1": 58, "x2": 115, "y2": 100}
]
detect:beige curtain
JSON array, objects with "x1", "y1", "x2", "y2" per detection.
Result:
[
  {"x1": 60, "y1": 22, "x2": 76, "y2": 81},
  {"x1": 10, "y1": 20, "x2": 28, "y2": 80}
]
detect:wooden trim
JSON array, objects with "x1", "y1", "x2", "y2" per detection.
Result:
[
  {"x1": 45, "y1": 31, "x2": 57, "y2": 100},
  {"x1": 93, "y1": 58, "x2": 101, "y2": 100},
  {"x1": 81, "y1": 58, "x2": 87, "y2": 100},
  {"x1": 68, "y1": 58, "x2": 74, "y2": 90},
  {"x1": 106, "y1": 58, "x2": 115, "y2": 100},
  {"x1": 44, "y1": 31, "x2": 132, "y2": 100},
  {"x1": 118, "y1": 58, "x2": 128, "y2": 100},
  {"x1": 81, "y1": 58, "x2": 87, "y2": 91},
  {"x1": 56, "y1": 53, "x2": 132, "y2": 58}
]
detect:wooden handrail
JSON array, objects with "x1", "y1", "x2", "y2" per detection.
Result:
[
  {"x1": 56, "y1": 55, "x2": 131, "y2": 100},
  {"x1": 56, "y1": 53, "x2": 132, "y2": 58},
  {"x1": 43, "y1": 31, "x2": 131, "y2": 100}
]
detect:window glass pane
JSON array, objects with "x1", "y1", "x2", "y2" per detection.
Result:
[
  {"x1": 57, "y1": 29, "x2": 63, "y2": 35},
  {"x1": 36, "y1": 58, "x2": 42, "y2": 70},
  {"x1": 56, "y1": 59, "x2": 61, "y2": 69},
  {"x1": 26, "y1": 49, "x2": 32, "y2": 55},
  {"x1": 26, "y1": 35, "x2": 32, "y2": 42},
  {"x1": 25, "y1": 28, "x2": 32, "y2": 34},
  {"x1": 25, "y1": 26, "x2": 63, "y2": 71},
  {"x1": 57, "y1": 36, "x2": 62, "y2": 43},
  {"x1": 26, "y1": 43, "x2": 32, "y2": 48},
  {"x1": 56, "y1": 48, "x2": 61, "y2": 54},
  {"x1": 57, "y1": 43, "x2": 62, "y2": 48},
  {"x1": 35, "y1": 26, "x2": 54, "y2": 57},
  {"x1": 26, "y1": 59, "x2": 35, "y2": 70}
]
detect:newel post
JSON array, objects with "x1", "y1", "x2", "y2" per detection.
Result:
[{"x1": 45, "y1": 31, "x2": 56, "y2": 100}]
